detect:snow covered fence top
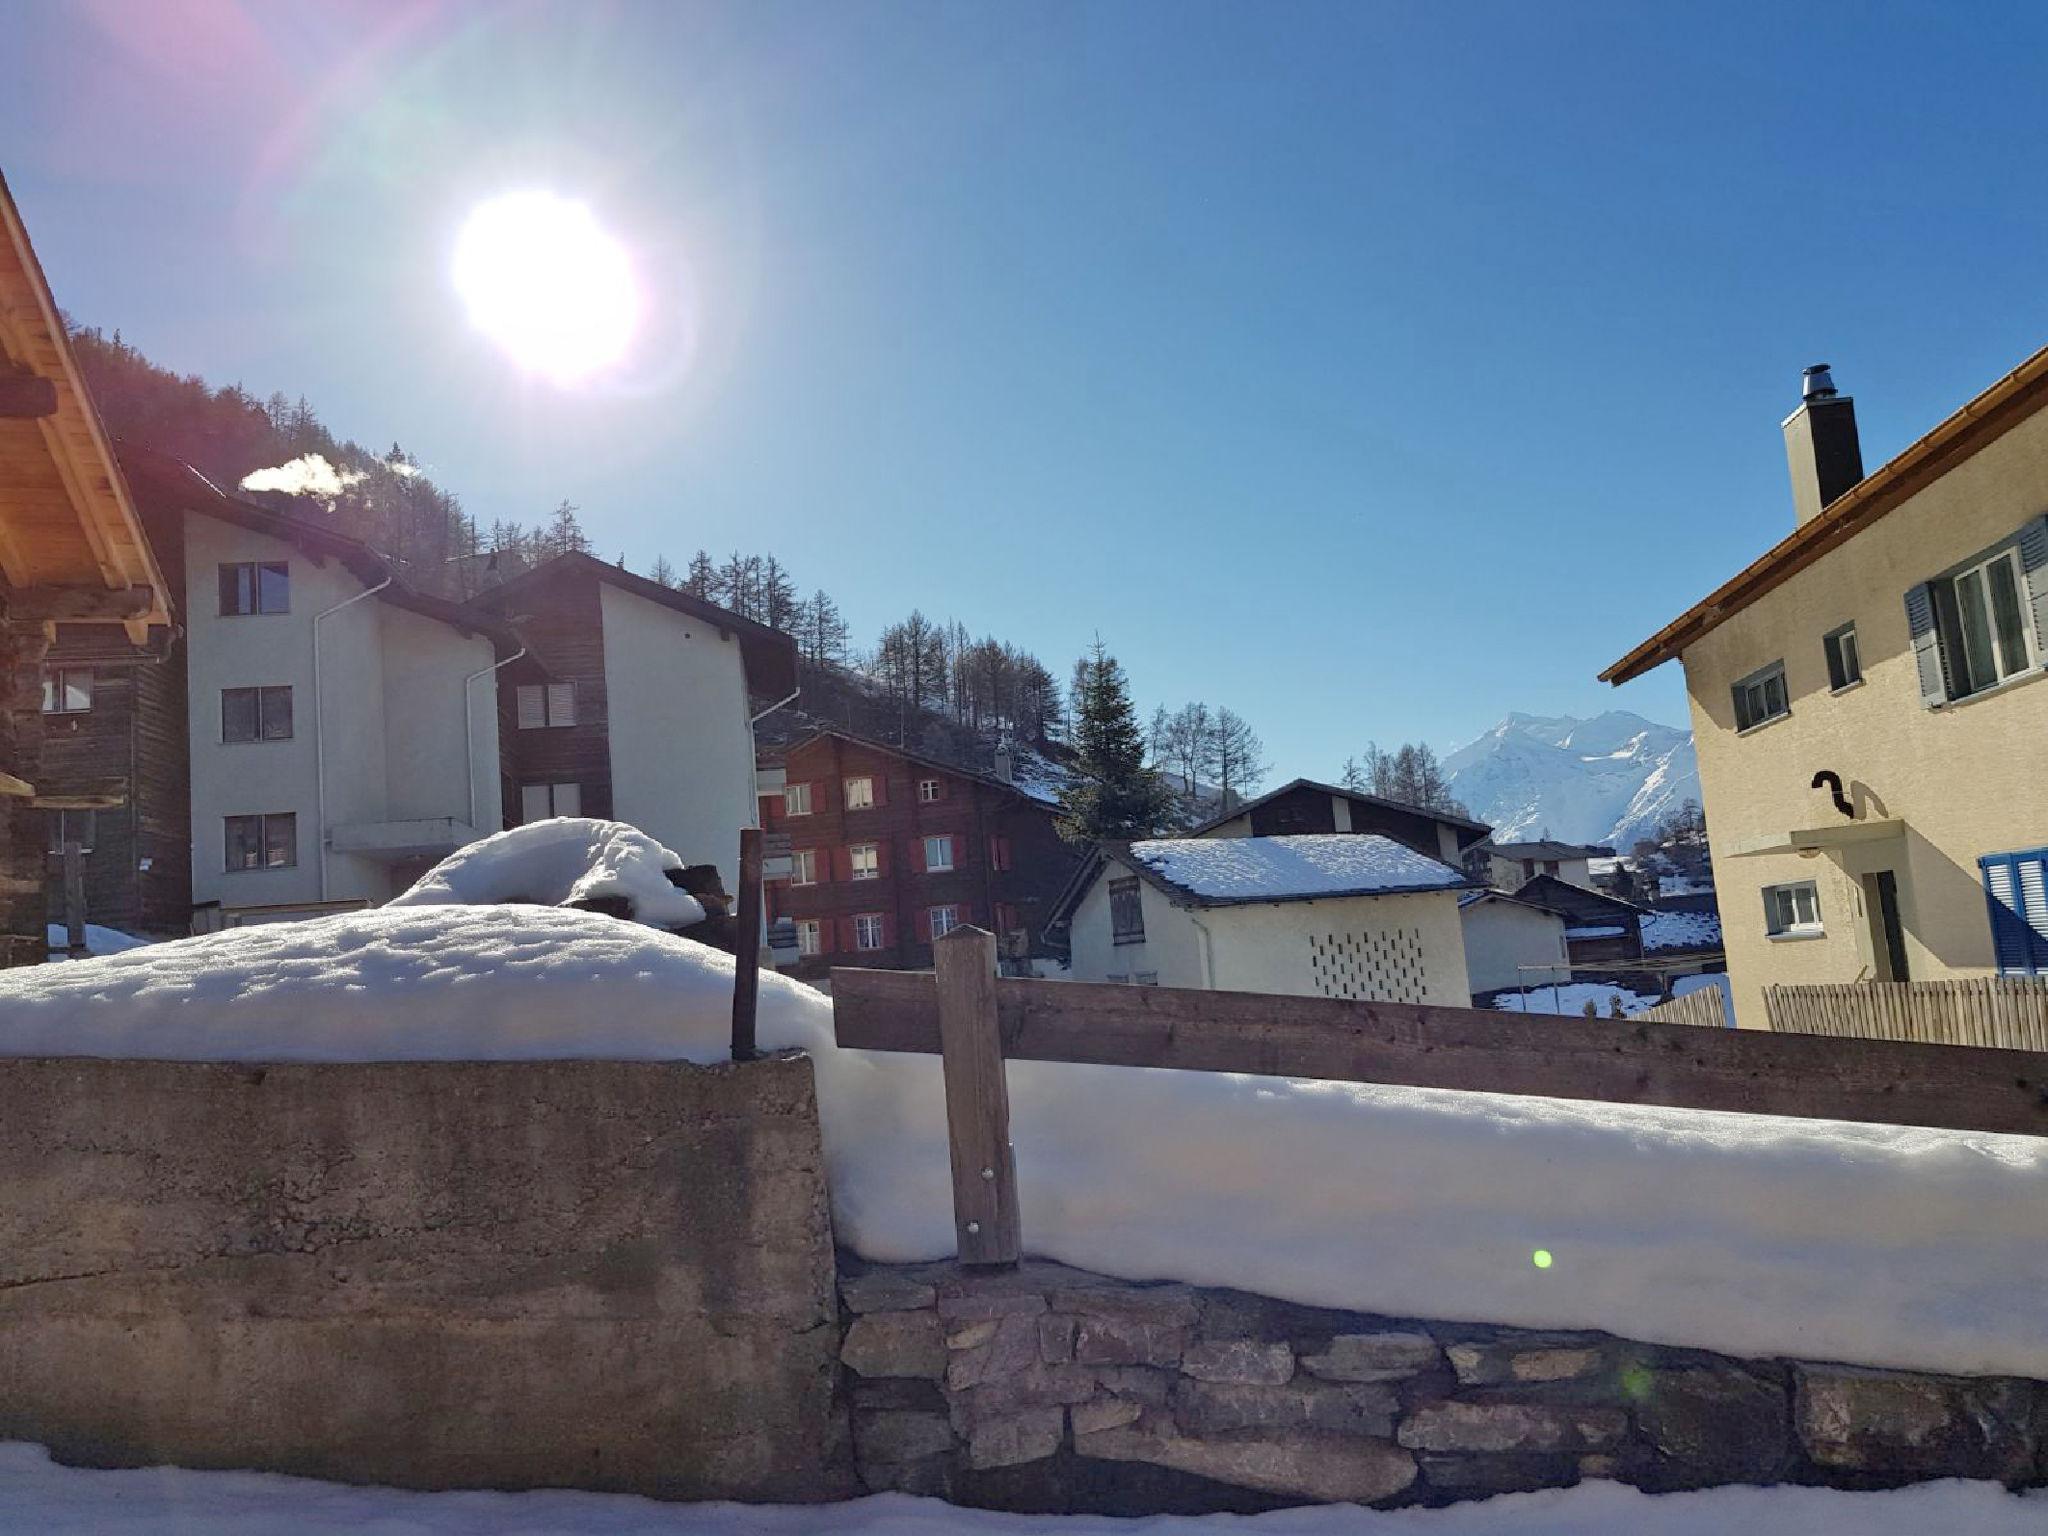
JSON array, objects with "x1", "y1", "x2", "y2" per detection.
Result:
[
  {"x1": 389, "y1": 818, "x2": 705, "y2": 928},
  {"x1": 1127, "y1": 833, "x2": 1470, "y2": 905}
]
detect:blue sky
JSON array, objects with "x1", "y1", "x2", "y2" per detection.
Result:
[{"x1": 7, "y1": 1, "x2": 2048, "y2": 775}]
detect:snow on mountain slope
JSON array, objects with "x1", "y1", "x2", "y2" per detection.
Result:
[{"x1": 1445, "y1": 710, "x2": 1698, "y2": 848}]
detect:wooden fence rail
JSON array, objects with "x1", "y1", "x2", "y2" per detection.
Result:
[
  {"x1": 1632, "y1": 987, "x2": 1726, "y2": 1030},
  {"x1": 835, "y1": 931, "x2": 2048, "y2": 1267},
  {"x1": 1765, "y1": 977, "x2": 2048, "y2": 1051}
]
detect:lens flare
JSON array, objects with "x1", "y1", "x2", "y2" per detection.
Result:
[
  {"x1": 452, "y1": 191, "x2": 642, "y2": 385},
  {"x1": 1532, "y1": 1249, "x2": 1554, "y2": 1270}
]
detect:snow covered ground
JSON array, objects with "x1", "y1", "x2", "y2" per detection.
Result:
[
  {"x1": 3, "y1": 909, "x2": 2046, "y2": 1378},
  {"x1": 4, "y1": 1445, "x2": 2044, "y2": 1534},
  {"x1": 1492, "y1": 981, "x2": 1657, "y2": 1016},
  {"x1": 390, "y1": 819, "x2": 705, "y2": 927},
  {"x1": 43, "y1": 922, "x2": 153, "y2": 960}
]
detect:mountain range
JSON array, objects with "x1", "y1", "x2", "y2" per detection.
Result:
[{"x1": 1443, "y1": 711, "x2": 1698, "y2": 849}]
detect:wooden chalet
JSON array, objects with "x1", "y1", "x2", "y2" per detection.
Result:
[
  {"x1": 1188, "y1": 777, "x2": 1492, "y2": 866},
  {"x1": 1510, "y1": 872, "x2": 1648, "y2": 969},
  {"x1": 0, "y1": 171, "x2": 172, "y2": 964}
]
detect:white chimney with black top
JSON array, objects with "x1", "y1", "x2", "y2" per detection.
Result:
[{"x1": 1783, "y1": 363, "x2": 1865, "y2": 527}]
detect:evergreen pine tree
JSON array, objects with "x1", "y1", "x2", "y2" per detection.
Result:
[
  {"x1": 685, "y1": 550, "x2": 716, "y2": 598},
  {"x1": 1057, "y1": 640, "x2": 1174, "y2": 842}
]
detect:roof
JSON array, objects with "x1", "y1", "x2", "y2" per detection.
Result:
[
  {"x1": 1485, "y1": 840, "x2": 1614, "y2": 861},
  {"x1": 1510, "y1": 872, "x2": 1650, "y2": 921},
  {"x1": 0, "y1": 171, "x2": 170, "y2": 636},
  {"x1": 117, "y1": 444, "x2": 518, "y2": 649},
  {"x1": 1602, "y1": 341, "x2": 2048, "y2": 684},
  {"x1": 785, "y1": 724, "x2": 1069, "y2": 809},
  {"x1": 1049, "y1": 834, "x2": 1471, "y2": 925},
  {"x1": 475, "y1": 551, "x2": 797, "y2": 698},
  {"x1": 1642, "y1": 908, "x2": 1723, "y2": 954},
  {"x1": 1458, "y1": 889, "x2": 1568, "y2": 920},
  {"x1": 1187, "y1": 777, "x2": 1491, "y2": 839}
]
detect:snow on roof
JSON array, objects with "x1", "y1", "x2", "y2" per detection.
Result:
[
  {"x1": 1004, "y1": 748, "x2": 1071, "y2": 807},
  {"x1": 3, "y1": 907, "x2": 2048, "y2": 1376},
  {"x1": 1128, "y1": 833, "x2": 1468, "y2": 905},
  {"x1": 1644, "y1": 908, "x2": 1724, "y2": 953},
  {"x1": 389, "y1": 818, "x2": 704, "y2": 928}
]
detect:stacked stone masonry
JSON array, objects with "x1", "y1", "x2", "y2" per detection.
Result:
[{"x1": 839, "y1": 1258, "x2": 2048, "y2": 1513}]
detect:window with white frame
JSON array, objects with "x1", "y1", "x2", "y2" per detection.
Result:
[
  {"x1": 918, "y1": 778, "x2": 942, "y2": 803},
  {"x1": 520, "y1": 782, "x2": 582, "y2": 823},
  {"x1": 796, "y1": 919, "x2": 823, "y2": 957},
  {"x1": 844, "y1": 776, "x2": 875, "y2": 810},
  {"x1": 1823, "y1": 623, "x2": 1862, "y2": 692},
  {"x1": 1732, "y1": 661, "x2": 1789, "y2": 732},
  {"x1": 924, "y1": 834, "x2": 954, "y2": 872},
  {"x1": 929, "y1": 904, "x2": 960, "y2": 940},
  {"x1": 849, "y1": 842, "x2": 879, "y2": 879},
  {"x1": 1908, "y1": 519, "x2": 2048, "y2": 706},
  {"x1": 41, "y1": 667, "x2": 92, "y2": 714},
  {"x1": 515, "y1": 682, "x2": 577, "y2": 729},
  {"x1": 854, "y1": 912, "x2": 886, "y2": 950},
  {"x1": 790, "y1": 848, "x2": 819, "y2": 885},
  {"x1": 784, "y1": 781, "x2": 813, "y2": 816},
  {"x1": 1763, "y1": 879, "x2": 1822, "y2": 937}
]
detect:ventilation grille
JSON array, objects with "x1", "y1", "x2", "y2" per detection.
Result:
[{"x1": 1307, "y1": 927, "x2": 1430, "y2": 1004}]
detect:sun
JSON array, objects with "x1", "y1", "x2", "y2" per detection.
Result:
[{"x1": 452, "y1": 191, "x2": 642, "y2": 384}]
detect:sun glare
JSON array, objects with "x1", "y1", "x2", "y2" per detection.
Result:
[{"x1": 452, "y1": 191, "x2": 642, "y2": 385}]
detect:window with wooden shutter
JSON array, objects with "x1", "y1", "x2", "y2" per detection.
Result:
[
  {"x1": 1909, "y1": 517, "x2": 2048, "y2": 706},
  {"x1": 516, "y1": 685, "x2": 547, "y2": 730},
  {"x1": 784, "y1": 782, "x2": 813, "y2": 816},
  {"x1": 988, "y1": 834, "x2": 1013, "y2": 872},
  {"x1": 929, "y1": 904, "x2": 961, "y2": 940},
  {"x1": 521, "y1": 784, "x2": 552, "y2": 823},
  {"x1": 849, "y1": 842, "x2": 879, "y2": 880},
  {"x1": 923, "y1": 834, "x2": 954, "y2": 872},
  {"x1": 546, "y1": 682, "x2": 577, "y2": 726},
  {"x1": 1110, "y1": 877, "x2": 1145, "y2": 944},
  {"x1": 854, "y1": 912, "x2": 886, "y2": 950},
  {"x1": 796, "y1": 919, "x2": 823, "y2": 956},
  {"x1": 918, "y1": 778, "x2": 943, "y2": 803},
  {"x1": 844, "y1": 776, "x2": 875, "y2": 810},
  {"x1": 1981, "y1": 848, "x2": 2048, "y2": 975}
]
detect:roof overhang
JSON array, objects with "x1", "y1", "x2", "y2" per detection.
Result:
[
  {"x1": 1602, "y1": 342, "x2": 2048, "y2": 684},
  {"x1": 0, "y1": 171, "x2": 170, "y2": 641},
  {"x1": 1723, "y1": 818, "x2": 1906, "y2": 859}
]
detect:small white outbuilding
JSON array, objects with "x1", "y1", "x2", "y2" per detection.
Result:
[
  {"x1": 1457, "y1": 888, "x2": 1572, "y2": 997},
  {"x1": 1050, "y1": 833, "x2": 1474, "y2": 1005}
]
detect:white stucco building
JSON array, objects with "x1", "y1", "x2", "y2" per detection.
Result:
[
  {"x1": 1457, "y1": 889, "x2": 1571, "y2": 997},
  {"x1": 1050, "y1": 833, "x2": 1474, "y2": 1005}
]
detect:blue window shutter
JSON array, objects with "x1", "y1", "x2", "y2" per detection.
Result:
[
  {"x1": 1904, "y1": 582, "x2": 1948, "y2": 707},
  {"x1": 2017, "y1": 513, "x2": 2048, "y2": 666},
  {"x1": 1980, "y1": 849, "x2": 2048, "y2": 976}
]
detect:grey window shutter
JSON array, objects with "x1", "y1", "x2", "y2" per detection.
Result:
[
  {"x1": 1903, "y1": 582, "x2": 1947, "y2": 707},
  {"x1": 2017, "y1": 513, "x2": 2048, "y2": 666}
]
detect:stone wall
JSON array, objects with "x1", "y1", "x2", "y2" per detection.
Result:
[
  {"x1": 839, "y1": 1259, "x2": 2048, "y2": 1512},
  {"x1": 0, "y1": 1053, "x2": 852, "y2": 1502}
]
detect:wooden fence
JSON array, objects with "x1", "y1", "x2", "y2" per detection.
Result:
[
  {"x1": 1765, "y1": 977, "x2": 2048, "y2": 1051},
  {"x1": 1632, "y1": 987, "x2": 1727, "y2": 1030},
  {"x1": 833, "y1": 930, "x2": 2048, "y2": 1267}
]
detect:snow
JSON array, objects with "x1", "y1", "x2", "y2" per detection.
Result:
[
  {"x1": 1643, "y1": 909, "x2": 1722, "y2": 952},
  {"x1": 1564, "y1": 924, "x2": 1626, "y2": 940},
  {"x1": 1129, "y1": 834, "x2": 1469, "y2": 902},
  {"x1": 5, "y1": 1445, "x2": 2046, "y2": 1534},
  {"x1": 390, "y1": 818, "x2": 705, "y2": 928},
  {"x1": 4, "y1": 906, "x2": 2048, "y2": 1377},
  {"x1": 43, "y1": 922, "x2": 152, "y2": 960},
  {"x1": 1493, "y1": 982, "x2": 1657, "y2": 1016},
  {"x1": 1004, "y1": 747, "x2": 1072, "y2": 808},
  {"x1": 1444, "y1": 711, "x2": 1699, "y2": 849}
]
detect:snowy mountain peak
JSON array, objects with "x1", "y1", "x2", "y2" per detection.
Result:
[{"x1": 1445, "y1": 711, "x2": 1698, "y2": 848}]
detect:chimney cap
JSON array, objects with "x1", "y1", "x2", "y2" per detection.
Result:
[{"x1": 1802, "y1": 363, "x2": 1839, "y2": 402}]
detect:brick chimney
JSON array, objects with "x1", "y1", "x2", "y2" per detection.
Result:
[{"x1": 1783, "y1": 363, "x2": 1864, "y2": 527}]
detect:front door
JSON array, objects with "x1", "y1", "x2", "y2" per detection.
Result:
[{"x1": 1864, "y1": 870, "x2": 1910, "y2": 982}]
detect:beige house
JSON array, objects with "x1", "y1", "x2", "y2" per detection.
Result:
[
  {"x1": 1049, "y1": 833, "x2": 1473, "y2": 1005},
  {"x1": 1469, "y1": 840, "x2": 1609, "y2": 892},
  {"x1": 1604, "y1": 355, "x2": 2048, "y2": 1029}
]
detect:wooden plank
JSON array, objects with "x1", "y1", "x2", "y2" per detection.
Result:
[
  {"x1": 730, "y1": 827, "x2": 763, "y2": 1063},
  {"x1": 831, "y1": 969, "x2": 2048, "y2": 1139},
  {"x1": 933, "y1": 927, "x2": 1020, "y2": 1266},
  {"x1": 0, "y1": 374, "x2": 56, "y2": 419},
  {"x1": 0, "y1": 584, "x2": 154, "y2": 622},
  {"x1": 60, "y1": 840, "x2": 84, "y2": 957}
]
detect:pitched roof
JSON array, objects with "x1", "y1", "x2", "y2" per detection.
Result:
[
  {"x1": 1642, "y1": 908, "x2": 1723, "y2": 954},
  {"x1": 784, "y1": 725, "x2": 1068, "y2": 809},
  {"x1": 1484, "y1": 840, "x2": 1614, "y2": 861},
  {"x1": 1602, "y1": 340, "x2": 2048, "y2": 684},
  {"x1": 474, "y1": 551, "x2": 797, "y2": 698},
  {"x1": 1458, "y1": 888, "x2": 1568, "y2": 919},
  {"x1": 1509, "y1": 872, "x2": 1649, "y2": 921},
  {"x1": 1187, "y1": 777, "x2": 1491, "y2": 838}
]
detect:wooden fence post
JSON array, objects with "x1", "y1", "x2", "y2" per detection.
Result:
[
  {"x1": 62, "y1": 840, "x2": 85, "y2": 959},
  {"x1": 934, "y1": 925, "x2": 1020, "y2": 1267},
  {"x1": 731, "y1": 827, "x2": 763, "y2": 1063}
]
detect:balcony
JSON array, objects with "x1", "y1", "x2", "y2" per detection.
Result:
[{"x1": 329, "y1": 817, "x2": 480, "y2": 863}]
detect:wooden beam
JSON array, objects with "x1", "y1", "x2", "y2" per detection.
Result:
[
  {"x1": 933, "y1": 927, "x2": 1021, "y2": 1267},
  {"x1": 730, "y1": 827, "x2": 763, "y2": 1062},
  {"x1": 0, "y1": 771, "x2": 32, "y2": 798},
  {"x1": 0, "y1": 585, "x2": 155, "y2": 623},
  {"x1": 31, "y1": 781, "x2": 127, "y2": 811},
  {"x1": 830, "y1": 969, "x2": 2048, "y2": 1140},
  {"x1": 0, "y1": 373, "x2": 56, "y2": 418}
]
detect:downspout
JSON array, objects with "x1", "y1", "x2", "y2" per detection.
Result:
[
  {"x1": 312, "y1": 577, "x2": 391, "y2": 901},
  {"x1": 746, "y1": 686, "x2": 802, "y2": 824},
  {"x1": 1187, "y1": 908, "x2": 1219, "y2": 989},
  {"x1": 463, "y1": 647, "x2": 526, "y2": 832}
]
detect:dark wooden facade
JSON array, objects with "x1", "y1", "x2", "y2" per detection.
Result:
[
  {"x1": 486, "y1": 563, "x2": 615, "y2": 829},
  {"x1": 1512, "y1": 873, "x2": 1646, "y2": 968},
  {"x1": 1195, "y1": 779, "x2": 1489, "y2": 866},
  {"x1": 764, "y1": 731, "x2": 1082, "y2": 980}
]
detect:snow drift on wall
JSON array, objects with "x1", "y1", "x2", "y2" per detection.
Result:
[{"x1": 1444, "y1": 711, "x2": 1699, "y2": 848}]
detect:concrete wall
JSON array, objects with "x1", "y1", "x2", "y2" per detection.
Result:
[
  {"x1": 600, "y1": 582, "x2": 759, "y2": 887},
  {"x1": 1681, "y1": 404, "x2": 2048, "y2": 1029},
  {"x1": 0, "y1": 1054, "x2": 851, "y2": 1501},
  {"x1": 1461, "y1": 897, "x2": 1570, "y2": 995},
  {"x1": 378, "y1": 602, "x2": 499, "y2": 830},
  {"x1": 1066, "y1": 874, "x2": 1206, "y2": 987}
]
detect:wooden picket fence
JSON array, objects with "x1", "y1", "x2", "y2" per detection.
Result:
[
  {"x1": 1765, "y1": 977, "x2": 2048, "y2": 1052},
  {"x1": 833, "y1": 930, "x2": 2048, "y2": 1268},
  {"x1": 1631, "y1": 987, "x2": 1727, "y2": 1030}
]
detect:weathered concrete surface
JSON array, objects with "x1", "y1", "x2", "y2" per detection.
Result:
[{"x1": 0, "y1": 1053, "x2": 851, "y2": 1501}]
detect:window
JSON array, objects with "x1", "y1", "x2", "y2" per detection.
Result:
[
  {"x1": 930, "y1": 904, "x2": 961, "y2": 940},
  {"x1": 923, "y1": 835, "x2": 955, "y2": 872},
  {"x1": 1732, "y1": 661, "x2": 1790, "y2": 732},
  {"x1": 219, "y1": 561, "x2": 289, "y2": 616},
  {"x1": 1134, "y1": 972, "x2": 1160, "y2": 987},
  {"x1": 994, "y1": 901, "x2": 1020, "y2": 937},
  {"x1": 515, "y1": 682, "x2": 576, "y2": 729},
  {"x1": 844, "y1": 776, "x2": 875, "y2": 810},
  {"x1": 790, "y1": 848, "x2": 819, "y2": 886},
  {"x1": 1110, "y1": 876, "x2": 1145, "y2": 944},
  {"x1": 918, "y1": 778, "x2": 943, "y2": 803},
  {"x1": 1981, "y1": 848, "x2": 2048, "y2": 976},
  {"x1": 854, "y1": 913, "x2": 886, "y2": 950},
  {"x1": 796, "y1": 919, "x2": 823, "y2": 957},
  {"x1": 1823, "y1": 623, "x2": 1863, "y2": 691},
  {"x1": 520, "y1": 782, "x2": 582, "y2": 823},
  {"x1": 988, "y1": 834, "x2": 1013, "y2": 872},
  {"x1": 784, "y1": 782, "x2": 813, "y2": 817},
  {"x1": 225, "y1": 813, "x2": 296, "y2": 871},
  {"x1": 45, "y1": 809, "x2": 95, "y2": 854},
  {"x1": 849, "y1": 842, "x2": 880, "y2": 880},
  {"x1": 1909, "y1": 519, "x2": 2048, "y2": 705},
  {"x1": 41, "y1": 667, "x2": 92, "y2": 714},
  {"x1": 1763, "y1": 879, "x2": 1822, "y2": 937},
  {"x1": 222, "y1": 685, "x2": 294, "y2": 743}
]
